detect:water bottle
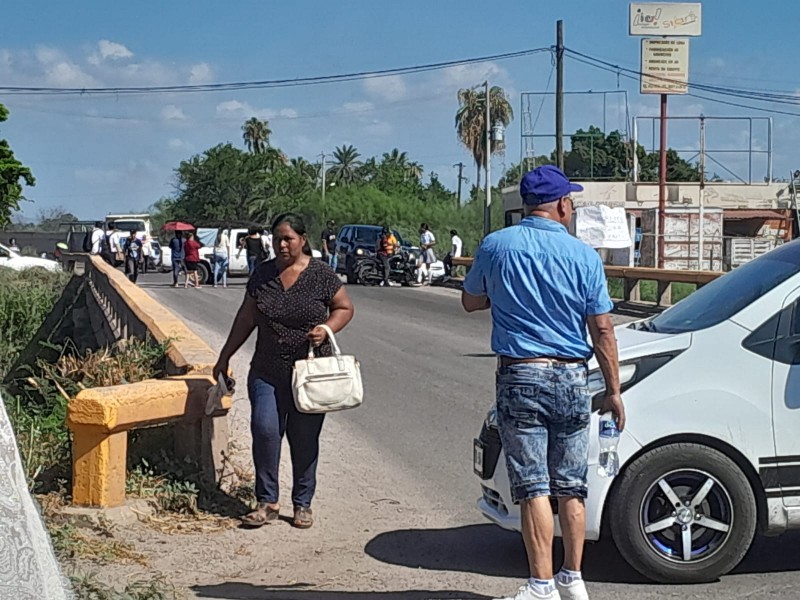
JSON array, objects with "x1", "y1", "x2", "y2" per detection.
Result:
[{"x1": 597, "y1": 413, "x2": 620, "y2": 477}]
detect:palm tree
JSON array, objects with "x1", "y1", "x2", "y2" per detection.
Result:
[
  {"x1": 290, "y1": 157, "x2": 317, "y2": 182},
  {"x1": 406, "y1": 160, "x2": 424, "y2": 182},
  {"x1": 328, "y1": 144, "x2": 363, "y2": 186},
  {"x1": 382, "y1": 148, "x2": 409, "y2": 168},
  {"x1": 455, "y1": 85, "x2": 514, "y2": 189},
  {"x1": 242, "y1": 117, "x2": 272, "y2": 154}
]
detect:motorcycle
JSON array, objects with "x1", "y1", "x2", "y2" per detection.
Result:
[{"x1": 354, "y1": 251, "x2": 416, "y2": 286}]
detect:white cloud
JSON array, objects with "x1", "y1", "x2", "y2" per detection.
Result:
[
  {"x1": 216, "y1": 99, "x2": 255, "y2": 115},
  {"x1": 74, "y1": 167, "x2": 123, "y2": 185},
  {"x1": 161, "y1": 104, "x2": 188, "y2": 121},
  {"x1": 440, "y1": 61, "x2": 508, "y2": 89},
  {"x1": 364, "y1": 119, "x2": 392, "y2": 137},
  {"x1": 215, "y1": 100, "x2": 297, "y2": 120},
  {"x1": 46, "y1": 61, "x2": 97, "y2": 87},
  {"x1": 708, "y1": 57, "x2": 726, "y2": 70},
  {"x1": 342, "y1": 101, "x2": 374, "y2": 112},
  {"x1": 363, "y1": 75, "x2": 407, "y2": 100},
  {"x1": 278, "y1": 108, "x2": 298, "y2": 118},
  {"x1": 35, "y1": 46, "x2": 64, "y2": 65},
  {"x1": 98, "y1": 40, "x2": 133, "y2": 61},
  {"x1": 168, "y1": 138, "x2": 191, "y2": 150},
  {"x1": 189, "y1": 62, "x2": 212, "y2": 84}
]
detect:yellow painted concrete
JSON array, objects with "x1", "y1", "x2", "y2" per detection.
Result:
[
  {"x1": 67, "y1": 258, "x2": 231, "y2": 507},
  {"x1": 89, "y1": 256, "x2": 218, "y2": 374},
  {"x1": 71, "y1": 426, "x2": 127, "y2": 507}
]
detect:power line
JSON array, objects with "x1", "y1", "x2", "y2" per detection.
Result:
[
  {"x1": 563, "y1": 49, "x2": 800, "y2": 118},
  {"x1": 0, "y1": 48, "x2": 552, "y2": 96}
]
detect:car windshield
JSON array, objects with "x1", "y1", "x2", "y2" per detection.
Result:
[
  {"x1": 352, "y1": 228, "x2": 405, "y2": 246},
  {"x1": 112, "y1": 220, "x2": 146, "y2": 232},
  {"x1": 647, "y1": 240, "x2": 800, "y2": 334}
]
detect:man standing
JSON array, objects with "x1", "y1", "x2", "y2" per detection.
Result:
[
  {"x1": 90, "y1": 222, "x2": 105, "y2": 255},
  {"x1": 418, "y1": 223, "x2": 436, "y2": 285},
  {"x1": 462, "y1": 165, "x2": 624, "y2": 600},
  {"x1": 169, "y1": 230, "x2": 185, "y2": 288},
  {"x1": 321, "y1": 219, "x2": 338, "y2": 270},
  {"x1": 123, "y1": 230, "x2": 143, "y2": 284},
  {"x1": 444, "y1": 228, "x2": 463, "y2": 277}
]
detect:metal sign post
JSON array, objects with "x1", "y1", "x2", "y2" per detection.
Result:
[{"x1": 630, "y1": 3, "x2": 701, "y2": 268}]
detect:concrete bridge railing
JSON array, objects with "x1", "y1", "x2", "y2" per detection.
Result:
[{"x1": 66, "y1": 256, "x2": 230, "y2": 508}]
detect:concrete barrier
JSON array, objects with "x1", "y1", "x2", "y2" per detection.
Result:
[{"x1": 67, "y1": 256, "x2": 230, "y2": 508}]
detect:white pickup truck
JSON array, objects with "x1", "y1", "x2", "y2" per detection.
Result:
[{"x1": 160, "y1": 227, "x2": 321, "y2": 283}]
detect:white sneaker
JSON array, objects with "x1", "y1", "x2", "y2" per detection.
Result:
[
  {"x1": 556, "y1": 579, "x2": 588, "y2": 600},
  {"x1": 495, "y1": 584, "x2": 561, "y2": 600}
]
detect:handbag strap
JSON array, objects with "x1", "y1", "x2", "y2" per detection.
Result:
[{"x1": 306, "y1": 323, "x2": 342, "y2": 359}]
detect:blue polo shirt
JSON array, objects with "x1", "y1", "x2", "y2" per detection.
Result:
[{"x1": 464, "y1": 217, "x2": 613, "y2": 360}]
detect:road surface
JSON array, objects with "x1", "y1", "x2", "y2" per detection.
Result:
[{"x1": 137, "y1": 271, "x2": 800, "y2": 599}]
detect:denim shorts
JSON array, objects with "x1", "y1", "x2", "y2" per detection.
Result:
[{"x1": 496, "y1": 362, "x2": 591, "y2": 503}]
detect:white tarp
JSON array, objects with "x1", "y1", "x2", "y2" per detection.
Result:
[{"x1": 575, "y1": 205, "x2": 633, "y2": 249}]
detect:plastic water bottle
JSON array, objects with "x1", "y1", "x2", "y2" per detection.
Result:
[{"x1": 597, "y1": 414, "x2": 620, "y2": 477}]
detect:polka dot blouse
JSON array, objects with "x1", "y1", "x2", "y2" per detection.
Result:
[{"x1": 246, "y1": 258, "x2": 343, "y2": 381}]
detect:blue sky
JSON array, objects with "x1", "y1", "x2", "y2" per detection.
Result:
[{"x1": 2, "y1": 0, "x2": 797, "y2": 220}]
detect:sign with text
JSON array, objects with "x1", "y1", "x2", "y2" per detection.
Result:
[
  {"x1": 640, "y1": 38, "x2": 689, "y2": 94},
  {"x1": 629, "y1": 3, "x2": 701, "y2": 36},
  {"x1": 575, "y1": 205, "x2": 632, "y2": 250}
]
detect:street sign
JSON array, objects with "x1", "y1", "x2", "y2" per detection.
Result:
[
  {"x1": 630, "y1": 3, "x2": 702, "y2": 36},
  {"x1": 640, "y1": 38, "x2": 689, "y2": 94}
]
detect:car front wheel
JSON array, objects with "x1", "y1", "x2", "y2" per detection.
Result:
[{"x1": 609, "y1": 442, "x2": 756, "y2": 584}]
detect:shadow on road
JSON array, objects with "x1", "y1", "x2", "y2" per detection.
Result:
[
  {"x1": 192, "y1": 583, "x2": 491, "y2": 599},
  {"x1": 366, "y1": 525, "x2": 800, "y2": 585}
]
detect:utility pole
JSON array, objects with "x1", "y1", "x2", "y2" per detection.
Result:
[
  {"x1": 453, "y1": 162, "x2": 466, "y2": 207},
  {"x1": 484, "y1": 80, "x2": 492, "y2": 238},
  {"x1": 657, "y1": 95, "x2": 667, "y2": 269},
  {"x1": 555, "y1": 20, "x2": 565, "y2": 170}
]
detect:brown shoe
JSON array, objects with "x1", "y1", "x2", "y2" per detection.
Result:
[
  {"x1": 240, "y1": 503, "x2": 279, "y2": 528},
  {"x1": 293, "y1": 506, "x2": 313, "y2": 529}
]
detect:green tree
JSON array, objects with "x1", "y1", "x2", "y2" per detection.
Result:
[
  {"x1": 0, "y1": 104, "x2": 35, "y2": 227},
  {"x1": 328, "y1": 144, "x2": 363, "y2": 186},
  {"x1": 36, "y1": 207, "x2": 78, "y2": 231},
  {"x1": 455, "y1": 85, "x2": 514, "y2": 189},
  {"x1": 241, "y1": 117, "x2": 272, "y2": 154}
]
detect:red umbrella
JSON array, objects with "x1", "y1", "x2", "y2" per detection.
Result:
[{"x1": 161, "y1": 221, "x2": 195, "y2": 232}]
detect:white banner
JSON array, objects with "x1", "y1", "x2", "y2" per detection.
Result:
[{"x1": 576, "y1": 205, "x2": 633, "y2": 249}]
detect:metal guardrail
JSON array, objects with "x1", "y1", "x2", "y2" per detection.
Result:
[
  {"x1": 65, "y1": 256, "x2": 230, "y2": 508},
  {"x1": 451, "y1": 257, "x2": 722, "y2": 306}
]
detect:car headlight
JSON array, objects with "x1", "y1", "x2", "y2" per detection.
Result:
[
  {"x1": 355, "y1": 248, "x2": 364, "y2": 256},
  {"x1": 587, "y1": 350, "x2": 685, "y2": 405},
  {"x1": 484, "y1": 405, "x2": 498, "y2": 429}
]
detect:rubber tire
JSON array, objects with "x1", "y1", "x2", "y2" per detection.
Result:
[
  {"x1": 197, "y1": 261, "x2": 212, "y2": 285},
  {"x1": 609, "y1": 442, "x2": 756, "y2": 584},
  {"x1": 345, "y1": 259, "x2": 357, "y2": 285}
]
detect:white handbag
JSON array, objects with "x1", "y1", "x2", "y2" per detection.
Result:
[{"x1": 292, "y1": 324, "x2": 363, "y2": 414}]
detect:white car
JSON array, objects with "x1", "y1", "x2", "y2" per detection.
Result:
[
  {"x1": 0, "y1": 243, "x2": 61, "y2": 272},
  {"x1": 474, "y1": 239, "x2": 800, "y2": 583}
]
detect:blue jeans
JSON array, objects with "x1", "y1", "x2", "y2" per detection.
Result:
[
  {"x1": 212, "y1": 253, "x2": 228, "y2": 286},
  {"x1": 247, "y1": 255, "x2": 257, "y2": 275},
  {"x1": 326, "y1": 253, "x2": 338, "y2": 271},
  {"x1": 171, "y1": 259, "x2": 183, "y2": 285},
  {"x1": 248, "y1": 373, "x2": 325, "y2": 508},
  {"x1": 495, "y1": 363, "x2": 591, "y2": 503}
]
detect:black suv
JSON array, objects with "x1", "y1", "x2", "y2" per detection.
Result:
[{"x1": 335, "y1": 224, "x2": 416, "y2": 283}]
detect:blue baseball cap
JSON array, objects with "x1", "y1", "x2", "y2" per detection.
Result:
[{"x1": 520, "y1": 165, "x2": 583, "y2": 205}]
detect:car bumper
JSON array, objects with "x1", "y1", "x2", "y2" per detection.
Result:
[{"x1": 474, "y1": 415, "x2": 643, "y2": 541}]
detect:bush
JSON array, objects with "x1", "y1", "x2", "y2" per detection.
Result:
[{"x1": 0, "y1": 268, "x2": 71, "y2": 379}]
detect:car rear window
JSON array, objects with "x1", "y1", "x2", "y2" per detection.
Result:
[{"x1": 648, "y1": 240, "x2": 800, "y2": 334}]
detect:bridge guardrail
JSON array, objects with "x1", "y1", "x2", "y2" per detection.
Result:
[
  {"x1": 449, "y1": 257, "x2": 722, "y2": 306},
  {"x1": 66, "y1": 255, "x2": 230, "y2": 508}
]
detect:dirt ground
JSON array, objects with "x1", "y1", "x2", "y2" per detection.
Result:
[{"x1": 63, "y1": 319, "x2": 522, "y2": 600}]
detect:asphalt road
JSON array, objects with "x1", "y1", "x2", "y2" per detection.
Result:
[{"x1": 139, "y1": 270, "x2": 800, "y2": 599}]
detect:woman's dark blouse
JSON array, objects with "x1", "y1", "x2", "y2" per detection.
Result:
[{"x1": 246, "y1": 258, "x2": 343, "y2": 381}]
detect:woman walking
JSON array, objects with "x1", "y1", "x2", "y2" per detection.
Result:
[
  {"x1": 212, "y1": 229, "x2": 230, "y2": 288},
  {"x1": 183, "y1": 231, "x2": 202, "y2": 289},
  {"x1": 213, "y1": 213, "x2": 354, "y2": 528},
  {"x1": 239, "y1": 226, "x2": 267, "y2": 275}
]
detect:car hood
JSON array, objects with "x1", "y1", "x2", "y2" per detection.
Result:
[
  {"x1": 587, "y1": 322, "x2": 692, "y2": 370},
  {"x1": 4, "y1": 256, "x2": 61, "y2": 271}
]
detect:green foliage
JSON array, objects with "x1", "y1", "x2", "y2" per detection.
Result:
[
  {"x1": 68, "y1": 572, "x2": 178, "y2": 600},
  {"x1": 127, "y1": 460, "x2": 200, "y2": 514},
  {"x1": 0, "y1": 103, "x2": 36, "y2": 227},
  {"x1": 0, "y1": 268, "x2": 71, "y2": 379}
]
